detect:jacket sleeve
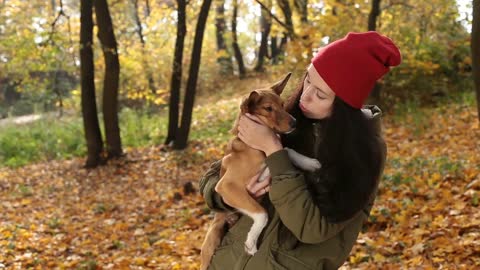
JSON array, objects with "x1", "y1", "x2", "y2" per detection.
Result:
[
  {"x1": 266, "y1": 149, "x2": 354, "y2": 244},
  {"x1": 199, "y1": 159, "x2": 234, "y2": 212}
]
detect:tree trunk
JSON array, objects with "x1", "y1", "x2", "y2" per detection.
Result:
[
  {"x1": 94, "y1": 0, "x2": 123, "y2": 158},
  {"x1": 270, "y1": 34, "x2": 288, "y2": 64},
  {"x1": 277, "y1": 0, "x2": 294, "y2": 38},
  {"x1": 165, "y1": 0, "x2": 187, "y2": 146},
  {"x1": 146, "y1": 0, "x2": 151, "y2": 17},
  {"x1": 51, "y1": 0, "x2": 56, "y2": 16},
  {"x1": 80, "y1": 0, "x2": 104, "y2": 168},
  {"x1": 473, "y1": 0, "x2": 480, "y2": 121},
  {"x1": 272, "y1": 0, "x2": 293, "y2": 64},
  {"x1": 294, "y1": 0, "x2": 308, "y2": 23},
  {"x1": 173, "y1": 0, "x2": 212, "y2": 149},
  {"x1": 271, "y1": 35, "x2": 279, "y2": 64},
  {"x1": 254, "y1": 0, "x2": 272, "y2": 72},
  {"x1": 132, "y1": 0, "x2": 156, "y2": 94},
  {"x1": 368, "y1": 0, "x2": 381, "y2": 31},
  {"x1": 215, "y1": 0, "x2": 233, "y2": 75},
  {"x1": 367, "y1": 0, "x2": 382, "y2": 104},
  {"x1": 231, "y1": 0, "x2": 246, "y2": 78}
]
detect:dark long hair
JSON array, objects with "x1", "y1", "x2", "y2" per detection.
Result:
[{"x1": 282, "y1": 73, "x2": 383, "y2": 223}]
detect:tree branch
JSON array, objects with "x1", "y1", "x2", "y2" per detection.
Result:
[
  {"x1": 254, "y1": 0, "x2": 296, "y2": 37},
  {"x1": 42, "y1": 0, "x2": 69, "y2": 46},
  {"x1": 382, "y1": 1, "x2": 414, "y2": 10}
]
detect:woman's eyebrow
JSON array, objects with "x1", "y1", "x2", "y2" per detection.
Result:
[
  {"x1": 316, "y1": 87, "x2": 328, "y2": 96},
  {"x1": 315, "y1": 86, "x2": 328, "y2": 96},
  {"x1": 308, "y1": 70, "x2": 330, "y2": 96}
]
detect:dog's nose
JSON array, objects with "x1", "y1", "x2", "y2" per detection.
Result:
[{"x1": 289, "y1": 118, "x2": 296, "y2": 128}]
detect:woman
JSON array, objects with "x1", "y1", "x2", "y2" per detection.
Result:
[{"x1": 199, "y1": 31, "x2": 401, "y2": 269}]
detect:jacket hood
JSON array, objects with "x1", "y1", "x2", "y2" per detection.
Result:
[{"x1": 361, "y1": 105, "x2": 383, "y2": 135}]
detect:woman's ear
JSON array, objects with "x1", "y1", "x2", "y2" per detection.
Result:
[{"x1": 270, "y1": 72, "x2": 292, "y2": 95}]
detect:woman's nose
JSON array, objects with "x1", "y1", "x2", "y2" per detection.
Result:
[{"x1": 303, "y1": 86, "x2": 315, "y2": 101}]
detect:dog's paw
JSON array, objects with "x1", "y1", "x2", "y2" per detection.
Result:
[
  {"x1": 244, "y1": 240, "x2": 258, "y2": 255},
  {"x1": 303, "y1": 158, "x2": 322, "y2": 171},
  {"x1": 285, "y1": 147, "x2": 322, "y2": 171}
]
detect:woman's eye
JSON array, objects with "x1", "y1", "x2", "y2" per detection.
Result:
[{"x1": 265, "y1": 106, "x2": 273, "y2": 112}]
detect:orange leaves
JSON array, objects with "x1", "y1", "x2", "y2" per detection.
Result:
[
  {"x1": 0, "y1": 141, "x2": 220, "y2": 269},
  {"x1": 346, "y1": 102, "x2": 480, "y2": 268},
  {"x1": 0, "y1": 99, "x2": 479, "y2": 268}
]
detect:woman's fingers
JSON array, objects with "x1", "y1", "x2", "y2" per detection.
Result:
[
  {"x1": 247, "y1": 173, "x2": 271, "y2": 196},
  {"x1": 253, "y1": 185, "x2": 270, "y2": 198},
  {"x1": 248, "y1": 176, "x2": 271, "y2": 199},
  {"x1": 244, "y1": 113, "x2": 262, "y2": 124},
  {"x1": 252, "y1": 185, "x2": 270, "y2": 199},
  {"x1": 251, "y1": 177, "x2": 271, "y2": 192},
  {"x1": 247, "y1": 172, "x2": 261, "y2": 188}
]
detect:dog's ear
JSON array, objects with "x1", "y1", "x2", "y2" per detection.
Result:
[
  {"x1": 240, "y1": 91, "x2": 260, "y2": 114},
  {"x1": 270, "y1": 72, "x2": 292, "y2": 95}
]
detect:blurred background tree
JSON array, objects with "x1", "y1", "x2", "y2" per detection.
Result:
[{"x1": 0, "y1": 0, "x2": 476, "y2": 166}]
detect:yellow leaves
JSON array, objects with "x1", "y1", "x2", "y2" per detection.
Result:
[
  {"x1": 125, "y1": 89, "x2": 167, "y2": 105},
  {"x1": 20, "y1": 198, "x2": 31, "y2": 205},
  {"x1": 134, "y1": 257, "x2": 147, "y2": 266},
  {"x1": 462, "y1": 56, "x2": 472, "y2": 65},
  {"x1": 372, "y1": 253, "x2": 386, "y2": 262},
  {"x1": 410, "y1": 242, "x2": 425, "y2": 256},
  {"x1": 71, "y1": 89, "x2": 81, "y2": 97},
  {"x1": 0, "y1": 99, "x2": 478, "y2": 269},
  {"x1": 349, "y1": 252, "x2": 369, "y2": 264},
  {"x1": 175, "y1": 234, "x2": 187, "y2": 241},
  {"x1": 216, "y1": 49, "x2": 229, "y2": 58},
  {"x1": 349, "y1": 102, "x2": 479, "y2": 268},
  {"x1": 393, "y1": 210, "x2": 408, "y2": 225},
  {"x1": 152, "y1": 239, "x2": 174, "y2": 254},
  {"x1": 1, "y1": 229, "x2": 13, "y2": 239},
  {"x1": 0, "y1": 140, "x2": 223, "y2": 269},
  {"x1": 427, "y1": 172, "x2": 442, "y2": 187},
  {"x1": 407, "y1": 256, "x2": 424, "y2": 265}
]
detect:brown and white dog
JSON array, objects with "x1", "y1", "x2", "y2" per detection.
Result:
[{"x1": 200, "y1": 73, "x2": 321, "y2": 270}]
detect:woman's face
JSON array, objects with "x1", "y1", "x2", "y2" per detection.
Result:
[{"x1": 299, "y1": 64, "x2": 335, "y2": 120}]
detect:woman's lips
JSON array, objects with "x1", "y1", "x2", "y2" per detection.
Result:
[{"x1": 299, "y1": 102, "x2": 309, "y2": 112}]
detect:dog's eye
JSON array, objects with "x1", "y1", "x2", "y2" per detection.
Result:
[{"x1": 264, "y1": 106, "x2": 273, "y2": 112}]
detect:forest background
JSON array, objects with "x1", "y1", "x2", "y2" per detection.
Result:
[{"x1": 0, "y1": 0, "x2": 479, "y2": 269}]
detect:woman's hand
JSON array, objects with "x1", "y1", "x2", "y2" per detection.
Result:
[
  {"x1": 246, "y1": 171, "x2": 271, "y2": 199},
  {"x1": 238, "y1": 113, "x2": 283, "y2": 156}
]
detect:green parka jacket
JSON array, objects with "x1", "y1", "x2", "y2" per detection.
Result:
[{"x1": 199, "y1": 106, "x2": 387, "y2": 270}]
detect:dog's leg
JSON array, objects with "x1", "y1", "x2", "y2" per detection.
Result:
[
  {"x1": 285, "y1": 147, "x2": 321, "y2": 172},
  {"x1": 238, "y1": 208, "x2": 268, "y2": 255},
  {"x1": 200, "y1": 212, "x2": 227, "y2": 270},
  {"x1": 216, "y1": 175, "x2": 268, "y2": 255}
]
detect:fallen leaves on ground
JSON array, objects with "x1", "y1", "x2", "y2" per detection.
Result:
[
  {"x1": 0, "y1": 103, "x2": 479, "y2": 269},
  {"x1": 0, "y1": 141, "x2": 226, "y2": 269}
]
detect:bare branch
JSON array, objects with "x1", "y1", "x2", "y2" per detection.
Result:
[
  {"x1": 254, "y1": 0, "x2": 297, "y2": 38},
  {"x1": 42, "y1": 0, "x2": 69, "y2": 46}
]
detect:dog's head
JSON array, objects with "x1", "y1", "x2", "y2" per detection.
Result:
[{"x1": 240, "y1": 73, "x2": 296, "y2": 134}]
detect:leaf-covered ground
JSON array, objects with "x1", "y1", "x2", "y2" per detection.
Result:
[{"x1": 0, "y1": 101, "x2": 479, "y2": 269}]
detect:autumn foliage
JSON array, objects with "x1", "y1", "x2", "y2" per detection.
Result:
[
  {"x1": 1, "y1": 0, "x2": 479, "y2": 269},
  {"x1": 1, "y1": 96, "x2": 479, "y2": 269}
]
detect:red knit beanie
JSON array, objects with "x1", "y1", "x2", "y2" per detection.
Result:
[{"x1": 311, "y1": 31, "x2": 401, "y2": 109}]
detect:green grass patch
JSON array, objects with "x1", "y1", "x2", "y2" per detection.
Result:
[
  {"x1": 0, "y1": 86, "x2": 474, "y2": 168},
  {"x1": 0, "y1": 97, "x2": 239, "y2": 168}
]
